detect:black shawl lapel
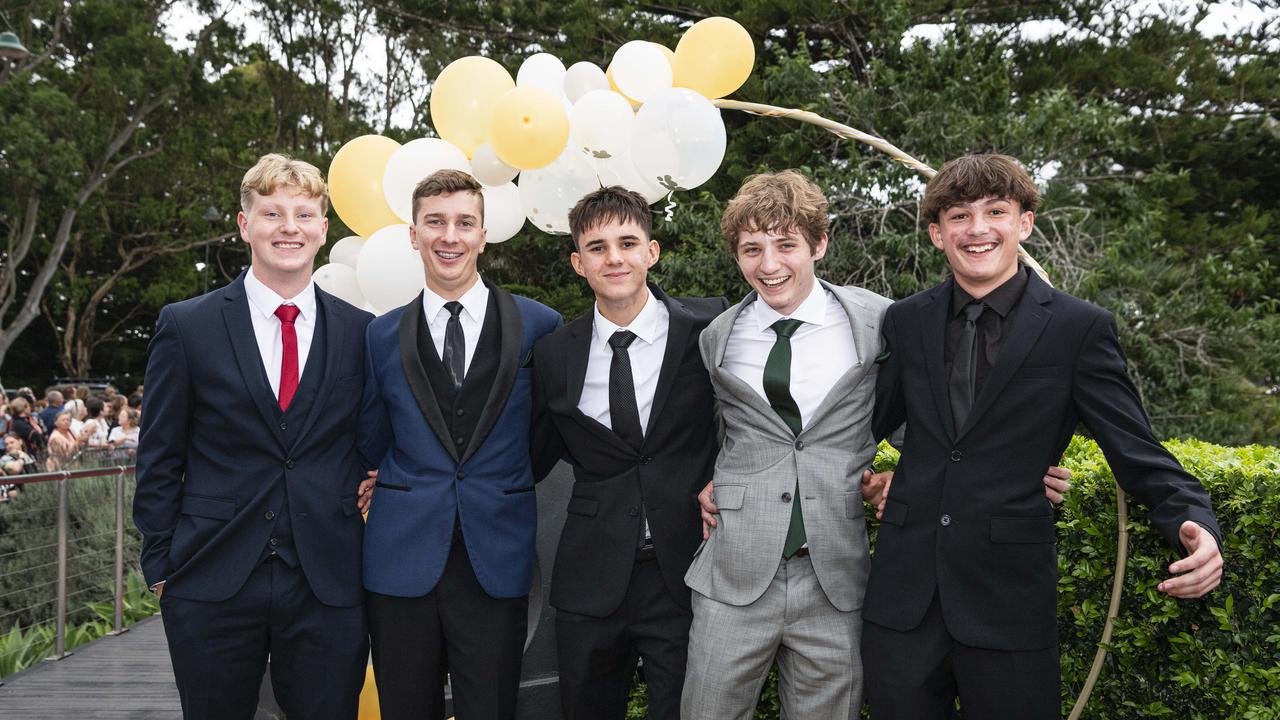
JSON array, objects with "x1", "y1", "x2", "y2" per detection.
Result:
[
  {"x1": 920, "y1": 277, "x2": 958, "y2": 440},
  {"x1": 398, "y1": 293, "x2": 459, "y2": 463},
  {"x1": 460, "y1": 280, "x2": 521, "y2": 464},
  {"x1": 643, "y1": 284, "x2": 691, "y2": 439},
  {"x1": 288, "y1": 286, "x2": 345, "y2": 453},
  {"x1": 956, "y1": 270, "x2": 1054, "y2": 441},
  {"x1": 221, "y1": 272, "x2": 287, "y2": 451}
]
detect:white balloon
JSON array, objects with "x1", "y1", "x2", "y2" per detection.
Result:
[
  {"x1": 328, "y1": 235, "x2": 365, "y2": 268},
  {"x1": 471, "y1": 143, "x2": 520, "y2": 187},
  {"x1": 570, "y1": 90, "x2": 635, "y2": 161},
  {"x1": 563, "y1": 61, "x2": 609, "y2": 104},
  {"x1": 630, "y1": 88, "x2": 726, "y2": 193},
  {"x1": 516, "y1": 53, "x2": 567, "y2": 98},
  {"x1": 356, "y1": 224, "x2": 423, "y2": 313},
  {"x1": 518, "y1": 148, "x2": 602, "y2": 235},
  {"x1": 593, "y1": 150, "x2": 668, "y2": 204},
  {"x1": 313, "y1": 263, "x2": 366, "y2": 307},
  {"x1": 611, "y1": 41, "x2": 672, "y2": 103},
  {"x1": 382, "y1": 138, "x2": 472, "y2": 223},
  {"x1": 482, "y1": 182, "x2": 525, "y2": 243}
]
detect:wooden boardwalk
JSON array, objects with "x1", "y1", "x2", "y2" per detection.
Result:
[{"x1": 0, "y1": 616, "x2": 183, "y2": 719}]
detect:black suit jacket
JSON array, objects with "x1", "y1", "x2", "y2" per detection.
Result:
[
  {"x1": 866, "y1": 268, "x2": 1220, "y2": 651},
  {"x1": 134, "y1": 271, "x2": 373, "y2": 606},
  {"x1": 531, "y1": 285, "x2": 729, "y2": 617}
]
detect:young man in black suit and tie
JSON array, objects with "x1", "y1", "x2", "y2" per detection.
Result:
[
  {"x1": 530, "y1": 186, "x2": 729, "y2": 720},
  {"x1": 864, "y1": 153, "x2": 1224, "y2": 719}
]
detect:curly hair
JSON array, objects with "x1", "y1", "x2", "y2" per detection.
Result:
[{"x1": 720, "y1": 170, "x2": 829, "y2": 255}]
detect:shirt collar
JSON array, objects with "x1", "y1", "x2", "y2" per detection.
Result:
[
  {"x1": 423, "y1": 275, "x2": 489, "y2": 324},
  {"x1": 593, "y1": 288, "x2": 662, "y2": 347},
  {"x1": 951, "y1": 265, "x2": 1028, "y2": 318},
  {"x1": 753, "y1": 279, "x2": 828, "y2": 333},
  {"x1": 244, "y1": 268, "x2": 316, "y2": 322}
]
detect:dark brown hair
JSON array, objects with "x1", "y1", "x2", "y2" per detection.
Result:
[
  {"x1": 720, "y1": 170, "x2": 829, "y2": 255},
  {"x1": 411, "y1": 169, "x2": 485, "y2": 224},
  {"x1": 568, "y1": 186, "x2": 652, "y2": 251},
  {"x1": 921, "y1": 153, "x2": 1040, "y2": 224}
]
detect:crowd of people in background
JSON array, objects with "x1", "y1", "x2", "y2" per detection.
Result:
[{"x1": 0, "y1": 382, "x2": 143, "y2": 501}]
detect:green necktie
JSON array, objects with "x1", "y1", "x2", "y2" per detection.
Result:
[{"x1": 764, "y1": 318, "x2": 806, "y2": 558}]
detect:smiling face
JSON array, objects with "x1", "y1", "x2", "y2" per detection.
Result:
[
  {"x1": 571, "y1": 219, "x2": 659, "y2": 317},
  {"x1": 929, "y1": 196, "x2": 1032, "y2": 298},
  {"x1": 410, "y1": 191, "x2": 487, "y2": 300},
  {"x1": 238, "y1": 188, "x2": 328, "y2": 293},
  {"x1": 4, "y1": 435, "x2": 21, "y2": 455},
  {"x1": 735, "y1": 227, "x2": 828, "y2": 316}
]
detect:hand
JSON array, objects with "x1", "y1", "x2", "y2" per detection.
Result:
[
  {"x1": 861, "y1": 469, "x2": 893, "y2": 506},
  {"x1": 1044, "y1": 465, "x2": 1072, "y2": 505},
  {"x1": 1158, "y1": 521, "x2": 1223, "y2": 599},
  {"x1": 357, "y1": 469, "x2": 378, "y2": 513},
  {"x1": 151, "y1": 580, "x2": 165, "y2": 599},
  {"x1": 698, "y1": 481, "x2": 718, "y2": 540},
  {"x1": 876, "y1": 472, "x2": 894, "y2": 520}
]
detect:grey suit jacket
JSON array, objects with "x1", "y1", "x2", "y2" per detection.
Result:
[{"x1": 685, "y1": 280, "x2": 891, "y2": 612}]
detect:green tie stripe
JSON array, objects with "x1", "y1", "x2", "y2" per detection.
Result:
[{"x1": 764, "y1": 318, "x2": 806, "y2": 558}]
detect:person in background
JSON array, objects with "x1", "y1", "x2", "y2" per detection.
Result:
[
  {"x1": 107, "y1": 395, "x2": 127, "y2": 432},
  {"x1": 79, "y1": 397, "x2": 111, "y2": 450},
  {"x1": 8, "y1": 396, "x2": 45, "y2": 459},
  {"x1": 66, "y1": 398, "x2": 87, "y2": 437},
  {"x1": 108, "y1": 408, "x2": 141, "y2": 451},
  {"x1": 37, "y1": 389, "x2": 64, "y2": 433},
  {"x1": 47, "y1": 411, "x2": 80, "y2": 469},
  {"x1": 1, "y1": 432, "x2": 36, "y2": 501}
]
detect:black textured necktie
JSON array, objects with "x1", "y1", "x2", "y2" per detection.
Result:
[
  {"x1": 764, "y1": 318, "x2": 806, "y2": 558},
  {"x1": 950, "y1": 302, "x2": 986, "y2": 431},
  {"x1": 608, "y1": 330, "x2": 644, "y2": 450},
  {"x1": 442, "y1": 301, "x2": 466, "y2": 390}
]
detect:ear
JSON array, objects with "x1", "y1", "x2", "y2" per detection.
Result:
[
  {"x1": 812, "y1": 233, "x2": 829, "y2": 261},
  {"x1": 408, "y1": 224, "x2": 419, "y2": 250},
  {"x1": 1018, "y1": 211, "x2": 1034, "y2": 242},
  {"x1": 928, "y1": 223, "x2": 944, "y2": 250},
  {"x1": 647, "y1": 239, "x2": 661, "y2": 268},
  {"x1": 479, "y1": 227, "x2": 488, "y2": 252},
  {"x1": 237, "y1": 211, "x2": 250, "y2": 243},
  {"x1": 570, "y1": 251, "x2": 586, "y2": 278}
]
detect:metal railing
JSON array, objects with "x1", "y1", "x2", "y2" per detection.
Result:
[{"x1": 0, "y1": 463, "x2": 137, "y2": 675}]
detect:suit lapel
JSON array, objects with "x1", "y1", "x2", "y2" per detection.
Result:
[
  {"x1": 919, "y1": 279, "x2": 957, "y2": 440},
  {"x1": 802, "y1": 281, "x2": 879, "y2": 432},
  {"x1": 644, "y1": 285, "x2": 691, "y2": 438},
  {"x1": 956, "y1": 271, "x2": 1054, "y2": 441},
  {"x1": 461, "y1": 281, "x2": 521, "y2": 464},
  {"x1": 562, "y1": 312, "x2": 632, "y2": 452},
  {"x1": 221, "y1": 273, "x2": 287, "y2": 450},
  {"x1": 399, "y1": 294, "x2": 459, "y2": 463},
  {"x1": 706, "y1": 292, "x2": 794, "y2": 439},
  {"x1": 288, "y1": 286, "x2": 344, "y2": 452}
]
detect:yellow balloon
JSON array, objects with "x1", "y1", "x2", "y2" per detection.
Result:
[
  {"x1": 488, "y1": 87, "x2": 570, "y2": 170},
  {"x1": 606, "y1": 63, "x2": 642, "y2": 108},
  {"x1": 328, "y1": 135, "x2": 402, "y2": 239},
  {"x1": 673, "y1": 16, "x2": 755, "y2": 99},
  {"x1": 430, "y1": 56, "x2": 515, "y2": 157}
]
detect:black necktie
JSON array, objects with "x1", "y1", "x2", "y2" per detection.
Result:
[
  {"x1": 443, "y1": 301, "x2": 465, "y2": 390},
  {"x1": 764, "y1": 318, "x2": 806, "y2": 558},
  {"x1": 950, "y1": 302, "x2": 986, "y2": 431},
  {"x1": 608, "y1": 330, "x2": 644, "y2": 450}
]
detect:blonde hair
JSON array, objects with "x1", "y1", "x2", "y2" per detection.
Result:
[
  {"x1": 240, "y1": 153, "x2": 328, "y2": 214},
  {"x1": 411, "y1": 169, "x2": 484, "y2": 224},
  {"x1": 720, "y1": 170, "x2": 829, "y2": 255}
]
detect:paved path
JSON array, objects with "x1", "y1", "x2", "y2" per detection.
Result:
[{"x1": 0, "y1": 616, "x2": 183, "y2": 719}]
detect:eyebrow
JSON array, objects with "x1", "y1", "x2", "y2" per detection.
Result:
[{"x1": 423, "y1": 213, "x2": 478, "y2": 221}]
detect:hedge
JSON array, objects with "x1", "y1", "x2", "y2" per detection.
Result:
[{"x1": 627, "y1": 436, "x2": 1280, "y2": 719}]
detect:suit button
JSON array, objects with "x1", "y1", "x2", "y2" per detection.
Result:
[
  {"x1": 269, "y1": 537, "x2": 279, "y2": 546},
  {"x1": 628, "y1": 507, "x2": 640, "y2": 517},
  {"x1": 456, "y1": 471, "x2": 465, "y2": 480},
  {"x1": 286, "y1": 459, "x2": 295, "y2": 469},
  {"x1": 455, "y1": 437, "x2": 466, "y2": 446},
  {"x1": 781, "y1": 492, "x2": 792, "y2": 503},
  {"x1": 641, "y1": 456, "x2": 652, "y2": 465},
  {"x1": 940, "y1": 514, "x2": 952, "y2": 527},
  {"x1": 456, "y1": 409, "x2": 465, "y2": 417},
  {"x1": 279, "y1": 421, "x2": 287, "y2": 431},
  {"x1": 794, "y1": 440, "x2": 805, "y2": 450},
  {"x1": 264, "y1": 511, "x2": 275, "y2": 521},
  {"x1": 950, "y1": 450, "x2": 962, "y2": 462}
]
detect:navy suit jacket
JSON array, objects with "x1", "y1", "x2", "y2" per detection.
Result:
[
  {"x1": 358, "y1": 281, "x2": 561, "y2": 599},
  {"x1": 134, "y1": 271, "x2": 374, "y2": 606}
]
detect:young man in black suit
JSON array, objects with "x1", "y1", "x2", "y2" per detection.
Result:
[
  {"x1": 530, "y1": 186, "x2": 729, "y2": 720},
  {"x1": 863, "y1": 153, "x2": 1223, "y2": 719}
]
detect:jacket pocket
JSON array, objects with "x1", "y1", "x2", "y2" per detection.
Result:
[
  {"x1": 567, "y1": 496, "x2": 598, "y2": 517},
  {"x1": 503, "y1": 485, "x2": 536, "y2": 495},
  {"x1": 845, "y1": 492, "x2": 866, "y2": 519},
  {"x1": 712, "y1": 483, "x2": 746, "y2": 511},
  {"x1": 374, "y1": 481, "x2": 410, "y2": 491},
  {"x1": 880, "y1": 497, "x2": 908, "y2": 527},
  {"x1": 990, "y1": 515, "x2": 1056, "y2": 543},
  {"x1": 180, "y1": 494, "x2": 235, "y2": 520}
]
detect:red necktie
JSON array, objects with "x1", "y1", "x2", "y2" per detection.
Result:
[{"x1": 274, "y1": 304, "x2": 301, "y2": 411}]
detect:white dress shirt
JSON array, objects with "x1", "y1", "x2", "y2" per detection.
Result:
[
  {"x1": 722, "y1": 282, "x2": 859, "y2": 430},
  {"x1": 244, "y1": 269, "x2": 317, "y2": 401},
  {"x1": 577, "y1": 289, "x2": 670, "y2": 434},
  {"x1": 421, "y1": 276, "x2": 489, "y2": 376}
]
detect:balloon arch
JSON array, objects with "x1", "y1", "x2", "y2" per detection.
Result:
[{"x1": 318, "y1": 18, "x2": 1126, "y2": 719}]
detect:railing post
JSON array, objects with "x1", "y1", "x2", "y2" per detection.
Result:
[
  {"x1": 49, "y1": 471, "x2": 72, "y2": 660},
  {"x1": 111, "y1": 465, "x2": 128, "y2": 635}
]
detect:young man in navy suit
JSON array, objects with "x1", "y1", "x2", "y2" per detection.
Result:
[
  {"x1": 529, "y1": 187, "x2": 729, "y2": 719},
  {"x1": 864, "y1": 153, "x2": 1223, "y2": 719},
  {"x1": 134, "y1": 154, "x2": 373, "y2": 719},
  {"x1": 358, "y1": 170, "x2": 561, "y2": 720}
]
